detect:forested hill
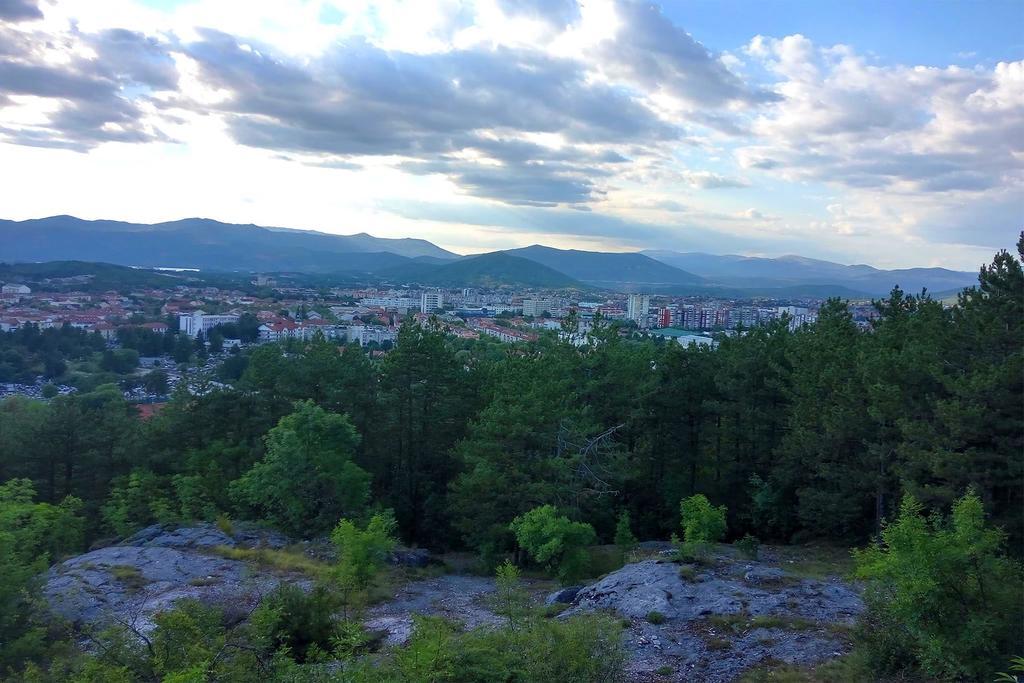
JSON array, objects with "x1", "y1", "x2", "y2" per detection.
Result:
[
  {"x1": 3, "y1": 215, "x2": 981, "y2": 296},
  {"x1": 0, "y1": 215, "x2": 457, "y2": 270},
  {"x1": 1, "y1": 239, "x2": 1021, "y2": 681},
  {"x1": 0, "y1": 260, "x2": 257, "y2": 292},
  {"x1": 377, "y1": 251, "x2": 586, "y2": 288}
]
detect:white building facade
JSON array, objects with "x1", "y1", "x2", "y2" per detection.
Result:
[
  {"x1": 420, "y1": 290, "x2": 444, "y2": 313},
  {"x1": 178, "y1": 311, "x2": 240, "y2": 337},
  {"x1": 626, "y1": 294, "x2": 651, "y2": 329}
]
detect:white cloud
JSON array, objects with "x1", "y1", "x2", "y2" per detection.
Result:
[
  {"x1": 0, "y1": 1, "x2": 1019, "y2": 268},
  {"x1": 738, "y1": 34, "x2": 1023, "y2": 256}
]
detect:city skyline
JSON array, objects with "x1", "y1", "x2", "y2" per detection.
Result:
[{"x1": 0, "y1": 0, "x2": 1021, "y2": 270}]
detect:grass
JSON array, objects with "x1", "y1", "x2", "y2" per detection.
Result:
[
  {"x1": 738, "y1": 654, "x2": 874, "y2": 682},
  {"x1": 108, "y1": 564, "x2": 149, "y2": 592},
  {"x1": 541, "y1": 602, "x2": 570, "y2": 618},
  {"x1": 215, "y1": 513, "x2": 234, "y2": 536},
  {"x1": 646, "y1": 611, "x2": 667, "y2": 625},
  {"x1": 209, "y1": 545, "x2": 332, "y2": 580},
  {"x1": 771, "y1": 545, "x2": 854, "y2": 580},
  {"x1": 750, "y1": 614, "x2": 817, "y2": 631},
  {"x1": 705, "y1": 611, "x2": 825, "y2": 635},
  {"x1": 655, "y1": 665, "x2": 674, "y2": 677},
  {"x1": 678, "y1": 564, "x2": 698, "y2": 582},
  {"x1": 707, "y1": 637, "x2": 732, "y2": 651},
  {"x1": 188, "y1": 576, "x2": 220, "y2": 587}
]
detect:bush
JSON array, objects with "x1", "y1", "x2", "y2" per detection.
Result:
[
  {"x1": 331, "y1": 512, "x2": 398, "y2": 593},
  {"x1": 350, "y1": 612, "x2": 626, "y2": 682},
  {"x1": 853, "y1": 491, "x2": 1024, "y2": 680},
  {"x1": 735, "y1": 533, "x2": 760, "y2": 560},
  {"x1": 493, "y1": 560, "x2": 528, "y2": 629},
  {"x1": 510, "y1": 505, "x2": 597, "y2": 584},
  {"x1": 249, "y1": 584, "x2": 344, "y2": 663},
  {"x1": 100, "y1": 469, "x2": 176, "y2": 537},
  {"x1": 0, "y1": 480, "x2": 83, "y2": 674},
  {"x1": 215, "y1": 513, "x2": 233, "y2": 536},
  {"x1": 646, "y1": 611, "x2": 666, "y2": 625},
  {"x1": 614, "y1": 510, "x2": 637, "y2": 555},
  {"x1": 679, "y1": 494, "x2": 726, "y2": 558}
]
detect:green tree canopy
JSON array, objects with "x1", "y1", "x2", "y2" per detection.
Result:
[{"x1": 230, "y1": 401, "x2": 369, "y2": 536}]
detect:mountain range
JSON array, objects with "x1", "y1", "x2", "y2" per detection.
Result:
[
  {"x1": 0, "y1": 215, "x2": 980, "y2": 296},
  {"x1": 642, "y1": 250, "x2": 977, "y2": 297}
]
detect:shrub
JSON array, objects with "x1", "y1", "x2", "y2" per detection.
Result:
[
  {"x1": 214, "y1": 512, "x2": 233, "y2": 536},
  {"x1": 510, "y1": 505, "x2": 597, "y2": 584},
  {"x1": 646, "y1": 611, "x2": 666, "y2": 625},
  {"x1": 680, "y1": 495, "x2": 727, "y2": 547},
  {"x1": 0, "y1": 480, "x2": 83, "y2": 673},
  {"x1": 853, "y1": 491, "x2": 1024, "y2": 680},
  {"x1": 249, "y1": 584, "x2": 342, "y2": 663},
  {"x1": 101, "y1": 469, "x2": 176, "y2": 537},
  {"x1": 331, "y1": 512, "x2": 398, "y2": 593},
  {"x1": 493, "y1": 560, "x2": 528, "y2": 629},
  {"x1": 614, "y1": 510, "x2": 637, "y2": 555},
  {"x1": 351, "y1": 612, "x2": 626, "y2": 682},
  {"x1": 735, "y1": 533, "x2": 760, "y2": 560}
]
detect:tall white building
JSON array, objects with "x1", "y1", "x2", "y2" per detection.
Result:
[
  {"x1": 178, "y1": 311, "x2": 240, "y2": 338},
  {"x1": 626, "y1": 294, "x2": 651, "y2": 328},
  {"x1": 522, "y1": 298, "x2": 553, "y2": 317},
  {"x1": 420, "y1": 290, "x2": 444, "y2": 313}
]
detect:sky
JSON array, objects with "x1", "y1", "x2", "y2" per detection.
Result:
[{"x1": 0, "y1": 0, "x2": 1021, "y2": 270}]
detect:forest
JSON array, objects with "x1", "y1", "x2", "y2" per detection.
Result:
[{"x1": 0, "y1": 239, "x2": 1021, "y2": 682}]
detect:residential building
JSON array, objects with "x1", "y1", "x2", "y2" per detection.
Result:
[
  {"x1": 178, "y1": 310, "x2": 240, "y2": 337},
  {"x1": 626, "y1": 293, "x2": 651, "y2": 328},
  {"x1": 361, "y1": 296, "x2": 417, "y2": 309},
  {"x1": 420, "y1": 290, "x2": 444, "y2": 313},
  {"x1": 522, "y1": 298, "x2": 553, "y2": 317}
]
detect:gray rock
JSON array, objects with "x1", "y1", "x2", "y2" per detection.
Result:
[
  {"x1": 545, "y1": 586, "x2": 582, "y2": 605},
  {"x1": 124, "y1": 524, "x2": 235, "y2": 550},
  {"x1": 390, "y1": 548, "x2": 433, "y2": 568},
  {"x1": 364, "y1": 575, "x2": 507, "y2": 646},
  {"x1": 563, "y1": 558, "x2": 863, "y2": 682},
  {"x1": 744, "y1": 567, "x2": 787, "y2": 585},
  {"x1": 44, "y1": 544, "x2": 282, "y2": 633},
  {"x1": 636, "y1": 541, "x2": 675, "y2": 552}
]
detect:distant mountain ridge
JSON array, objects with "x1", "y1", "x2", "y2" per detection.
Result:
[
  {"x1": 642, "y1": 250, "x2": 978, "y2": 297},
  {"x1": 0, "y1": 215, "x2": 979, "y2": 295},
  {"x1": 0, "y1": 215, "x2": 457, "y2": 271},
  {"x1": 504, "y1": 245, "x2": 702, "y2": 287}
]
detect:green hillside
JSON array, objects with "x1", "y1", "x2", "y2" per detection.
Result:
[{"x1": 378, "y1": 251, "x2": 586, "y2": 288}]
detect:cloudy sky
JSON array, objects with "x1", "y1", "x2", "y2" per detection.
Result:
[{"x1": 0, "y1": 0, "x2": 1021, "y2": 269}]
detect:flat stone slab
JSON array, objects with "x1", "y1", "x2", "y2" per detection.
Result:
[
  {"x1": 562, "y1": 558, "x2": 863, "y2": 682},
  {"x1": 44, "y1": 545, "x2": 281, "y2": 633}
]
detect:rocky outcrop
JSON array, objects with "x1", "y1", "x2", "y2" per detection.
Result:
[
  {"x1": 545, "y1": 585, "x2": 583, "y2": 605},
  {"x1": 561, "y1": 557, "x2": 863, "y2": 682},
  {"x1": 43, "y1": 523, "x2": 296, "y2": 633},
  {"x1": 44, "y1": 545, "x2": 279, "y2": 633},
  {"x1": 365, "y1": 574, "x2": 510, "y2": 646}
]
